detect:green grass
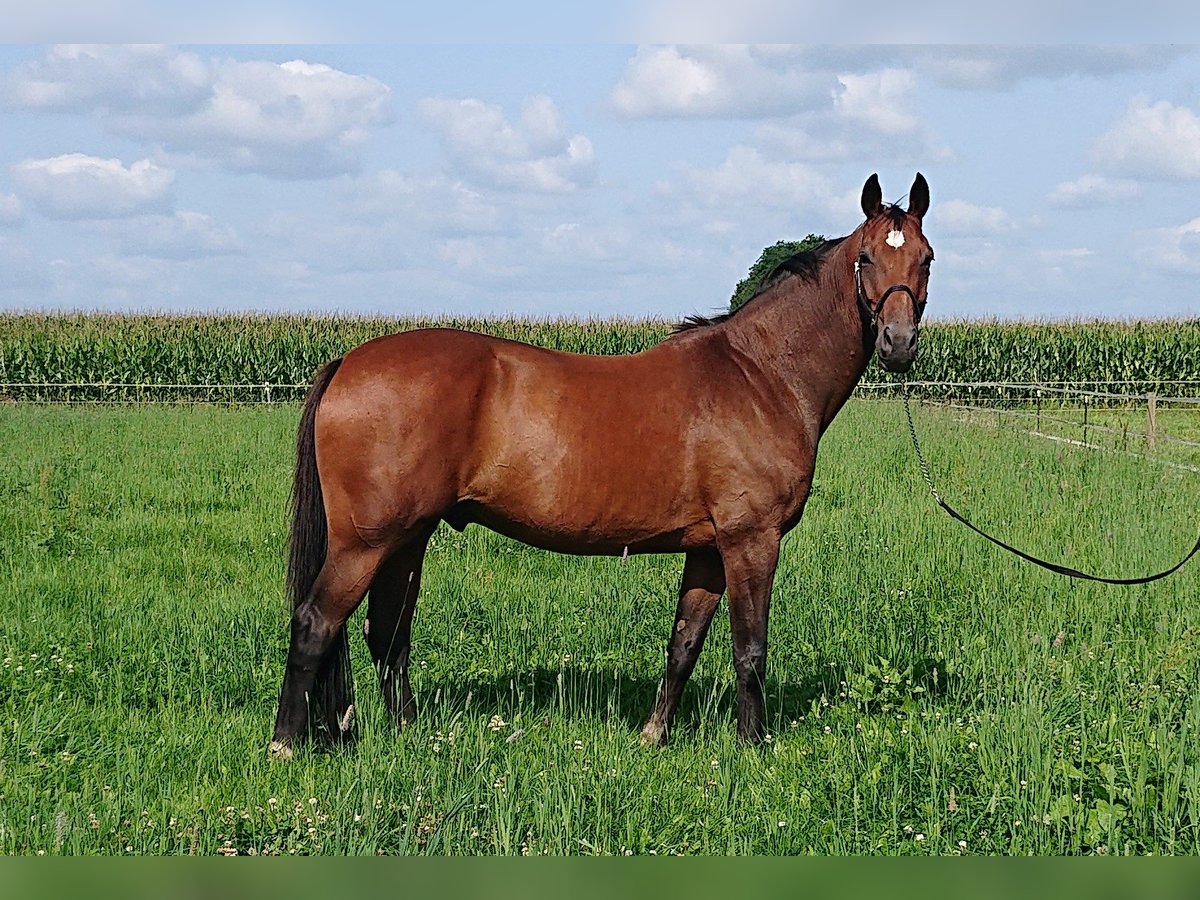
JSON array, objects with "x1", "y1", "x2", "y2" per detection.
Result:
[
  {"x1": 926, "y1": 400, "x2": 1200, "y2": 470},
  {"x1": 2, "y1": 399, "x2": 1200, "y2": 855}
]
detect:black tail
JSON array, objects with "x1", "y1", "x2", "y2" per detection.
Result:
[
  {"x1": 287, "y1": 357, "x2": 342, "y2": 607},
  {"x1": 287, "y1": 357, "x2": 356, "y2": 745}
]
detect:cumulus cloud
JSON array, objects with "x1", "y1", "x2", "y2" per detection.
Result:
[
  {"x1": 611, "y1": 47, "x2": 948, "y2": 164},
  {"x1": 12, "y1": 153, "x2": 173, "y2": 219},
  {"x1": 3, "y1": 45, "x2": 393, "y2": 179},
  {"x1": 833, "y1": 69, "x2": 919, "y2": 135},
  {"x1": 1093, "y1": 96, "x2": 1200, "y2": 181},
  {"x1": 418, "y1": 95, "x2": 595, "y2": 193},
  {"x1": 611, "y1": 45, "x2": 833, "y2": 118},
  {"x1": 756, "y1": 68, "x2": 949, "y2": 165},
  {"x1": 608, "y1": 45, "x2": 1192, "y2": 123},
  {"x1": 2, "y1": 44, "x2": 211, "y2": 113},
  {"x1": 930, "y1": 199, "x2": 1014, "y2": 236},
  {"x1": 1047, "y1": 174, "x2": 1141, "y2": 209},
  {"x1": 145, "y1": 58, "x2": 392, "y2": 177}
]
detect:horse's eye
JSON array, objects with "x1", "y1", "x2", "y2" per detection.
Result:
[
  {"x1": 921, "y1": 255, "x2": 934, "y2": 268},
  {"x1": 858, "y1": 252, "x2": 872, "y2": 266}
]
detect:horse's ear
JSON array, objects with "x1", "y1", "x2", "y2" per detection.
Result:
[
  {"x1": 908, "y1": 172, "x2": 930, "y2": 221},
  {"x1": 861, "y1": 173, "x2": 883, "y2": 219}
]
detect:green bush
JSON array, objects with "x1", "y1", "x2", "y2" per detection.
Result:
[{"x1": 730, "y1": 234, "x2": 826, "y2": 311}]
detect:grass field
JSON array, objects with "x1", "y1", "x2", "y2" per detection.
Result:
[{"x1": 2, "y1": 398, "x2": 1200, "y2": 855}]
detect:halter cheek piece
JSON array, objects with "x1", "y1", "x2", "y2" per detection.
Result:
[{"x1": 854, "y1": 258, "x2": 927, "y2": 335}]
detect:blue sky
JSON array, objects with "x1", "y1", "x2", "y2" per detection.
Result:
[{"x1": 1, "y1": 44, "x2": 1198, "y2": 320}]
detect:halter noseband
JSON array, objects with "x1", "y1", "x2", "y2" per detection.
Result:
[{"x1": 854, "y1": 239, "x2": 927, "y2": 335}]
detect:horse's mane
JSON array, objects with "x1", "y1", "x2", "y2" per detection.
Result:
[{"x1": 675, "y1": 204, "x2": 906, "y2": 332}]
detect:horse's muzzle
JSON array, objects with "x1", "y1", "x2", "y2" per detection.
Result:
[{"x1": 877, "y1": 324, "x2": 918, "y2": 373}]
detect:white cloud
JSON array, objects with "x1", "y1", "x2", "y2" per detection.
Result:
[
  {"x1": 667, "y1": 145, "x2": 834, "y2": 211},
  {"x1": 0, "y1": 194, "x2": 22, "y2": 225},
  {"x1": 144, "y1": 58, "x2": 392, "y2": 177},
  {"x1": 611, "y1": 45, "x2": 837, "y2": 119},
  {"x1": 833, "y1": 69, "x2": 918, "y2": 135},
  {"x1": 12, "y1": 153, "x2": 173, "y2": 219},
  {"x1": 115, "y1": 211, "x2": 241, "y2": 259},
  {"x1": 419, "y1": 95, "x2": 595, "y2": 193},
  {"x1": 4, "y1": 46, "x2": 393, "y2": 179},
  {"x1": 611, "y1": 47, "x2": 948, "y2": 165},
  {"x1": 609, "y1": 45, "x2": 1191, "y2": 123},
  {"x1": 2, "y1": 44, "x2": 211, "y2": 113},
  {"x1": 755, "y1": 63, "x2": 952, "y2": 165},
  {"x1": 930, "y1": 199, "x2": 1014, "y2": 236},
  {"x1": 1048, "y1": 174, "x2": 1141, "y2": 209},
  {"x1": 1094, "y1": 96, "x2": 1200, "y2": 181}
]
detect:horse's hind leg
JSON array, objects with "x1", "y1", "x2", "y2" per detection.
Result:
[
  {"x1": 270, "y1": 541, "x2": 387, "y2": 758},
  {"x1": 721, "y1": 532, "x2": 781, "y2": 744},
  {"x1": 364, "y1": 527, "x2": 434, "y2": 727},
  {"x1": 641, "y1": 549, "x2": 725, "y2": 747}
]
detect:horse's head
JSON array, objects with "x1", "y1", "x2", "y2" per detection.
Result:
[{"x1": 854, "y1": 172, "x2": 933, "y2": 374}]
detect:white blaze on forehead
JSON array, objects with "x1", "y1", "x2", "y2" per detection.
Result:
[{"x1": 886, "y1": 229, "x2": 905, "y2": 248}]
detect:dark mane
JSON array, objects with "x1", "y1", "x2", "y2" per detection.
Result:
[{"x1": 675, "y1": 234, "x2": 849, "y2": 332}]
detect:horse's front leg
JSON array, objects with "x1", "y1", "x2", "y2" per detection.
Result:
[
  {"x1": 641, "y1": 549, "x2": 726, "y2": 746},
  {"x1": 719, "y1": 531, "x2": 781, "y2": 743}
]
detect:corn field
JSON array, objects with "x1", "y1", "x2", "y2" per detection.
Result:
[{"x1": 0, "y1": 313, "x2": 1198, "y2": 401}]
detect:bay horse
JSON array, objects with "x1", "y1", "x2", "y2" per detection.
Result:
[{"x1": 269, "y1": 172, "x2": 934, "y2": 758}]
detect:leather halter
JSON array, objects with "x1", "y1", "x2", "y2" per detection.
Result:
[{"x1": 854, "y1": 258, "x2": 926, "y2": 336}]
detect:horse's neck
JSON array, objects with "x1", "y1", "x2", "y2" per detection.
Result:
[{"x1": 721, "y1": 247, "x2": 872, "y2": 430}]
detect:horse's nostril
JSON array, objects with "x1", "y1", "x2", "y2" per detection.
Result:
[
  {"x1": 907, "y1": 331, "x2": 918, "y2": 351},
  {"x1": 881, "y1": 326, "x2": 894, "y2": 351}
]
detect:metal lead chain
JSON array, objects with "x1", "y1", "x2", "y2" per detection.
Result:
[{"x1": 902, "y1": 379, "x2": 942, "y2": 504}]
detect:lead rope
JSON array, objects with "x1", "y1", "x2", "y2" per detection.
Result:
[
  {"x1": 900, "y1": 378, "x2": 1200, "y2": 585},
  {"x1": 902, "y1": 380, "x2": 941, "y2": 505}
]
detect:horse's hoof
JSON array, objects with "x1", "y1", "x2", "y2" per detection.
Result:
[{"x1": 268, "y1": 740, "x2": 293, "y2": 761}]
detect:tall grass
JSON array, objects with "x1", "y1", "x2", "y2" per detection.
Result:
[{"x1": 1, "y1": 314, "x2": 1198, "y2": 400}]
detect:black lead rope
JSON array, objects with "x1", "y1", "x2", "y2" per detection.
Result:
[{"x1": 901, "y1": 381, "x2": 1200, "y2": 585}]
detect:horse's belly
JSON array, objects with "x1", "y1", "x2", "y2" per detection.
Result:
[{"x1": 446, "y1": 498, "x2": 715, "y2": 556}]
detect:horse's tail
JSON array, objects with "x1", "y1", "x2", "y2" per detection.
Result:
[
  {"x1": 287, "y1": 357, "x2": 356, "y2": 744},
  {"x1": 287, "y1": 357, "x2": 342, "y2": 607}
]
